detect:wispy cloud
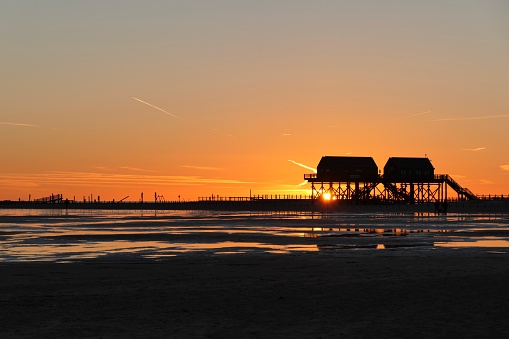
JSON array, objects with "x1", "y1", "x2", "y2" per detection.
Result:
[
  {"x1": 500, "y1": 165, "x2": 509, "y2": 171},
  {"x1": 282, "y1": 128, "x2": 291, "y2": 136},
  {"x1": 0, "y1": 177, "x2": 40, "y2": 188},
  {"x1": 95, "y1": 166, "x2": 155, "y2": 172},
  {"x1": 0, "y1": 171, "x2": 254, "y2": 188},
  {"x1": 119, "y1": 166, "x2": 156, "y2": 172},
  {"x1": 182, "y1": 165, "x2": 224, "y2": 171},
  {"x1": 461, "y1": 147, "x2": 486, "y2": 152},
  {"x1": 432, "y1": 114, "x2": 509, "y2": 122},
  {"x1": 211, "y1": 128, "x2": 238, "y2": 139},
  {"x1": 131, "y1": 97, "x2": 184, "y2": 120},
  {"x1": 393, "y1": 110, "x2": 431, "y2": 121},
  {"x1": 0, "y1": 121, "x2": 40, "y2": 128},
  {"x1": 288, "y1": 160, "x2": 317, "y2": 173}
]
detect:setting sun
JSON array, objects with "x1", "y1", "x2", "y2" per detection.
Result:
[{"x1": 322, "y1": 193, "x2": 332, "y2": 201}]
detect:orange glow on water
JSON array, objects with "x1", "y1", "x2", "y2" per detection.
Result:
[
  {"x1": 4, "y1": 240, "x2": 319, "y2": 261},
  {"x1": 435, "y1": 239, "x2": 509, "y2": 248}
]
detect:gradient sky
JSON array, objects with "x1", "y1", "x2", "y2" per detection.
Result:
[{"x1": 1, "y1": 0, "x2": 509, "y2": 201}]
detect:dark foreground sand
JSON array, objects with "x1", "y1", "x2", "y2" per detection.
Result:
[{"x1": 2, "y1": 253, "x2": 509, "y2": 338}]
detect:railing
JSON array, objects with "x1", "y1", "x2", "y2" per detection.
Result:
[
  {"x1": 33, "y1": 194, "x2": 63, "y2": 203},
  {"x1": 436, "y1": 174, "x2": 477, "y2": 200},
  {"x1": 198, "y1": 195, "x2": 313, "y2": 201},
  {"x1": 476, "y1": 195, "x2": 509, "y2": 200},
  {"x1": 304, "y1": 174, "x2": 317, "y2": 179},
  {"x1": 198, "y1": 196, "x2": 251, "y2": 202},
  {"x1": 462, "y1": 187, "x2": 476, "y2": 198},
  {"x1": 435, "y1": 174, "x2": 456, "y2": 185}
]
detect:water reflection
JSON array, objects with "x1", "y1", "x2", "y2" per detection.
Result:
[
  {"x1": 1, "y1": 240, "x2": 319, "y2": 262},
  {"x1": 306, "y1": 228, "x2": 453, "y2": 238},
  {"x1": 435, "y1": 238, "x2": 509, "y2": 248},
  {"x1": 1, "y1": 209, "x2": 509, "y2": 262}
]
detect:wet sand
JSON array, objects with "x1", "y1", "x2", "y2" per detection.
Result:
[{"x1": 2, "y1": 252, "x2": 509, "y2": 338}]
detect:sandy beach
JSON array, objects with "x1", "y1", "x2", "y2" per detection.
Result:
[{"x1": 2, "y1": 252, "x2": 509, "y2": 338}]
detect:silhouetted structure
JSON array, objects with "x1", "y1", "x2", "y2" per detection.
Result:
[
  {"x1": 381, "y1": 157, "x2": 439, "y2": 203},
  {"x1": 305, "y1": 156, "x2": 476, "y2": 203},
  {"x1": 305, "y1": 156, "x2": 379, "y2": 201},
  {"x1": 33, "y1": 194, "x2": 63, "y2": 203},
  {"x1": 383, "y1": 157, "x2": 434, "y2": 182},
  {"x1": 316, "y1": 156, "x2": 378, "y2": 181}
]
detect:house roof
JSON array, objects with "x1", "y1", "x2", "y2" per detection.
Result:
[
  {"x1": 318, "y1": 156, "x2": 378, "y2": 169},
  {"x1": 384, "y1": 157, "x2": 434, "y2": 170}
]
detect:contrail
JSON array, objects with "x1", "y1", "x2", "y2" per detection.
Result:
[
  {"x1": 393, "y1": 111, "x2": 430, "y2": 121},
  {"x1": 461, "y1": 147, "x2": 486, "y2": 152},
  {"x1": 297, "y1": 180, "x2": 308, "y2": 187},
  {"x1": 288, "y1": 160, "x2": 317, "y2": 173},
  {"x1": 0, "y1": 122, "x2": 40, "y2": 128},
  {"x1": 432, "y1": 114, "x2": 509, "y2": 122},
  {"x1": 131, "y1": 97, "x2": 184, "y2": 120}
]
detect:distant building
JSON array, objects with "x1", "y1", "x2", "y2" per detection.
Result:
[
  {"x1": 383, "y1": 157, "x2": 434, "y2": 182},
  {"x1": 316, "y1": 156, "x2": 379, "y2": 182}
]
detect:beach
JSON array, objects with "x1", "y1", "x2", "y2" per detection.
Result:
[
  {"x1": 2, "y1": 209, "x2": 509, "y2": 337},
  {"x1": 2, "y1": 252, "x2": 509, "y2": 338}
]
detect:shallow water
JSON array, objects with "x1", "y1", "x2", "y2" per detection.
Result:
[{"x1": 1, "y1": 209, "x2": 509, "y2": 262}]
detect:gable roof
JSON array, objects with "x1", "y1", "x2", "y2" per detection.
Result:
[
  {"x1": 385, "y1": 157, "x2": 434, "y2": 170},
  {"x1": 318, "y1": 156, "x2": 377, "y2": 169}
]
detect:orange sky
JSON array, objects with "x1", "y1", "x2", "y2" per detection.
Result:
[{"x1": 1, "y1": 1, "x2": 509, "y2": 201}]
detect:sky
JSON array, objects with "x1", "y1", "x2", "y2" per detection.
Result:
[{"x1": 1, "y1": 0, "x2": 509, "y2": 201}]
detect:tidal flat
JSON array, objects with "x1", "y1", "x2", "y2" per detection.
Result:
[{"x1": 1, "y1": 210, "x2": 509, "y2": 337}]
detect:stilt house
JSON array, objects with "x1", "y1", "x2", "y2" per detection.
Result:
[
  {"x1": 383, "y1": 157, "x2": 434, "y2": 182},
  {"x1": 316, "y1": 156, "x2": 379, "y2": 182}
]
